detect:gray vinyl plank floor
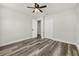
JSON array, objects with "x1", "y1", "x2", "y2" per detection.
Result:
[{"x1": 0, "y1": 38, "x2": 79, "y2": 56}]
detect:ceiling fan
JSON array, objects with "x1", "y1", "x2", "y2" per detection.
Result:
[{"x1": 27, "y1": 3, "x2": 47, "y2": 13}]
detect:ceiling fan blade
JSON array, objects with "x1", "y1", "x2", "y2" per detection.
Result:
[
  {"x1": 35, "y1": 3, "x2": 39, "y2": 8},
  {"x1": 27, "y1": 6, "x2": 34, "y2": 8},
  {"x1": 38, "y1": 9, "x2": 43, "y2": 13},
  {"x1": 32, "y1": 10, "x2": 35, "y2": 13},
  {"x1": 39, "y1": 5, "x2": 47, "y2": 8}
]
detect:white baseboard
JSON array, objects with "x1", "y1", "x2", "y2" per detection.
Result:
[
  {"x1": 49, "y1": 37, "x2": 79, "y2": 50},
  {"x1": 1, "y1": 36, "x2": 79, "y2": 50},
  {"x1": 75, "y1": 43, "x2": 79, "y2": 50},
  {"x1": 0, "y1": 37, "x2": 32, "y2": 47},
  {"x1": 45, "y1": 37, "x2": 77, "y2": 45}
]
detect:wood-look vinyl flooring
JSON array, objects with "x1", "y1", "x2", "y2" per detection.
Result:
[{"x1": 0, "y1": 38, "x2": 79, "y2": 56}]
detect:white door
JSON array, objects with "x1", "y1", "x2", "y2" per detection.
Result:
[{"x1": 32, "y1": 19, "x2": 37, "y2": 38}]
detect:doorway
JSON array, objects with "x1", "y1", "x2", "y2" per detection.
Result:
[
  {"x1": 37, "y1": 20, "x2": 41, "y2": 38},
  {"x1": 32, "y1": 19, "x2": 42, "y2": 38}
]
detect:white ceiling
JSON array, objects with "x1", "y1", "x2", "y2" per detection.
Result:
[{"x1": 0, "y1": 3, "x2": 77, "y2": 18}]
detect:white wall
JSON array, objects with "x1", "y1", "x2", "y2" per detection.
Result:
[
  {"x1": 44, "y1": 16, "x2": 53, "y2": 39},
  {"x1": 38, "y1": 9, "x2": 76, "y2": 44},
  {"x1": 35, "y1": 9, "x2": 77, "y2": 44},
  {"x1": 0, "y1": 5, "x2": 32, "y2": 46},
  {"x1": 76, "y1": 4, "x2": 79, "y2": 46},
  {"x1": 52, "y1": 9, "x2": 77, "y2": 44}
]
